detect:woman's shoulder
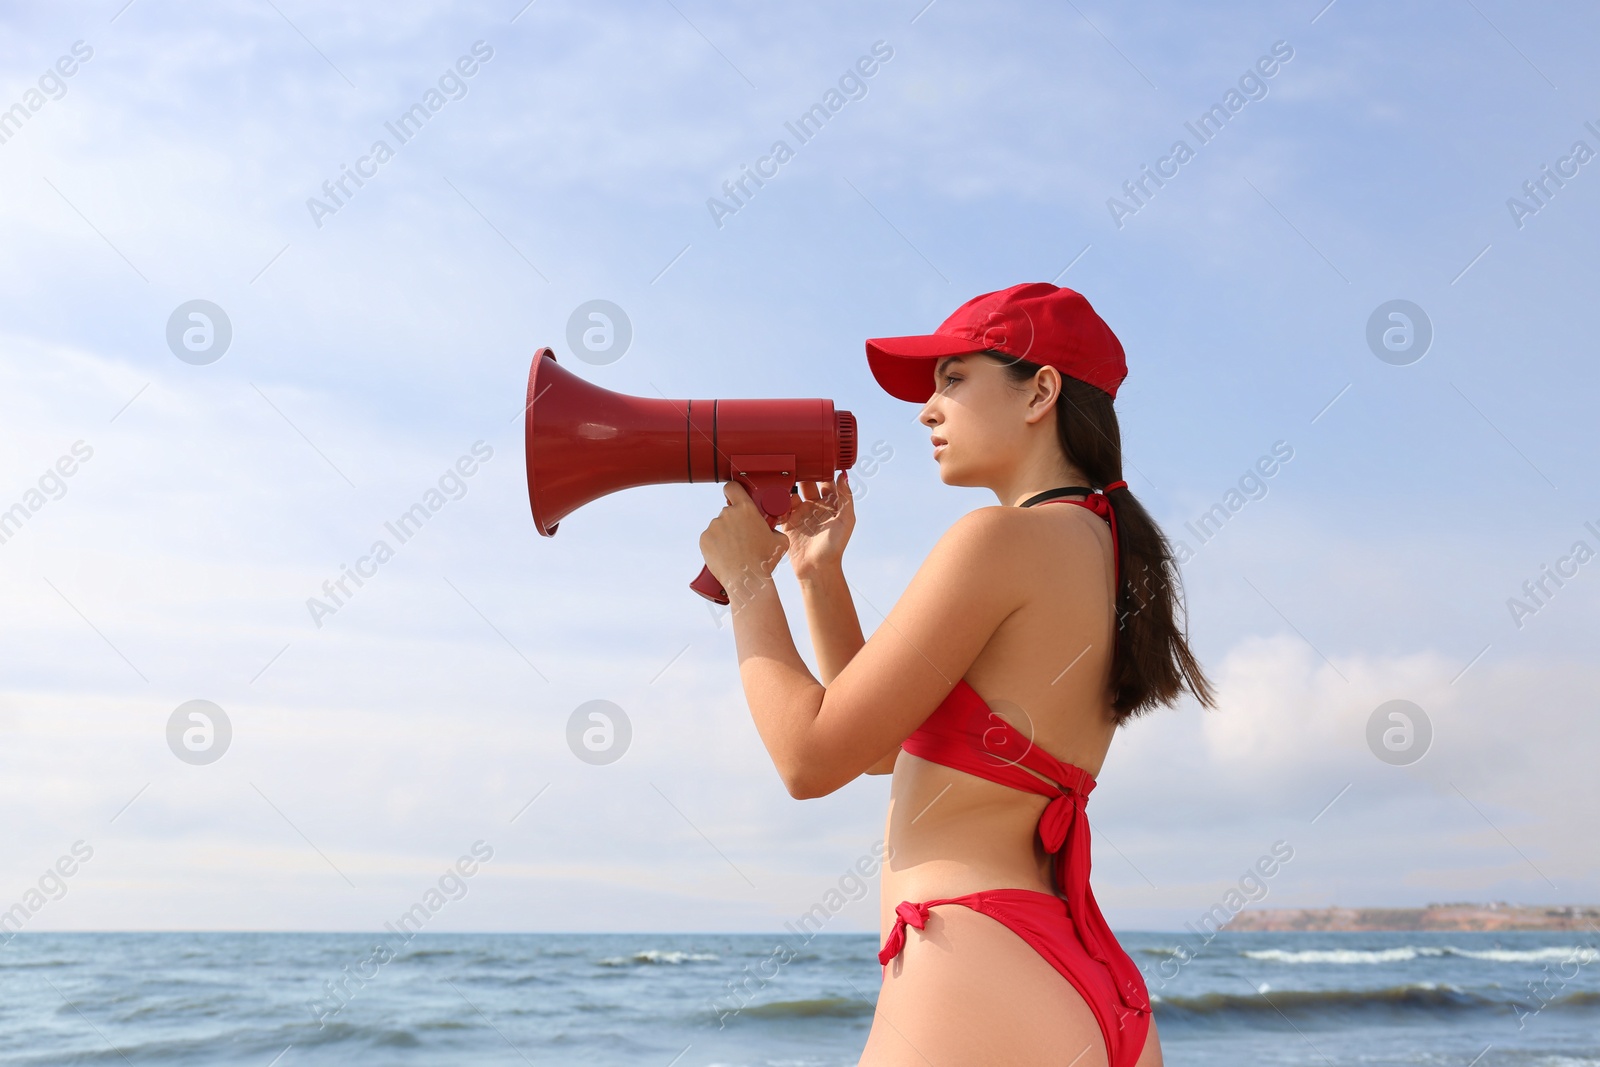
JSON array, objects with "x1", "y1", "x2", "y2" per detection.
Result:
[
  {"x1": 923, "y1": 506, "x2": 1024, "y2": 567},
  {"x1": 912, "y1": 504, "x2": 1105, "y2": 602},
  {"x1": 897, "y1": 508, "x2": 1030, "y2": 618},
  {"x1": 939, "y1": 503, "x2": 1107, "y2": 558}
]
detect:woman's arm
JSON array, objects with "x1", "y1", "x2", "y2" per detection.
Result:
[
  {"x1": 797, "y1": 565, "x2": 898, "y2": 775},
  {"x1": 797, "y1": 565, "x2": 863, "y2": 685},
  {"x1": 703, "y1": 490, "x2": 1022, "y2": 799}
]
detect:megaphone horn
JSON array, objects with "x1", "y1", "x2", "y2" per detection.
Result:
[{"x1": 523, "y1": 347, "x2": 857, "y2": 603}]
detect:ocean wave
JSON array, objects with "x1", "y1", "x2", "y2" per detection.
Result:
[
  {"x1": 296, "y1": 1020, "x2": 425, "y2": 1049},
  {"x1": 16, "y1": 1021, "x2": 431, "y2": 1062},
  {"x1": 1155, "y1": 984, "x2": 1600, "y2": 1022},
  {"x1": 1241, "y1": 945, "x2": 1600, "y2": 964},
  {"x1": 1241, "y1": 947, "x2": 1441, "y2": 964},
  {"x1": 596, "y1": 949, "x2": 720, "y2": 966},
  {"x1": 400, "y1": 949, "x2": 461, "y2": 961},
  {"x1": 1139, "y1": 945, "x2": 1185, "y2": 958},
  {"x1": 1450, "y1": 946, "x2": 1600, "y2": 963},
  {"x1": 740, "y1": 997, "x2": 874, "y2": 1020}
]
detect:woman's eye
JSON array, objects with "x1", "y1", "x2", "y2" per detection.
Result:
[{"x1": 941, "y1": 376, "x2": 962, "y2": 391}]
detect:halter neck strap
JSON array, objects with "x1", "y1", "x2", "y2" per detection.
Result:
[{"x1": 1019, "y1": 485, "x2": 1096, "y2": 507}]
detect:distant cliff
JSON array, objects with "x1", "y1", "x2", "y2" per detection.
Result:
[{"x1": 1224, "y1": 903, "x2": 1600, "y2": 932}]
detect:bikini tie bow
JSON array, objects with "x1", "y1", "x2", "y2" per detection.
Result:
[
  {"x1": 1038, "y1": 786, "x2": 1152, "y2": 1016},
  {"x1": 1077, "y1": 480, "x2": 1126, "y2": 590},
  {"x1": 877, "y1": 900, "x2": 933, "y2": 966},
  {"x1": 1038, "y1": 791, "x2": 1080, "y2": 854}
]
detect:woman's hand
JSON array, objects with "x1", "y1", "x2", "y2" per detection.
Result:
[
  {"x1": 781, "y1": 471, "x2": 854, "y2": 580},
  {"x1": 699, "y1": 481, "x2": 791, "y2": 595}
]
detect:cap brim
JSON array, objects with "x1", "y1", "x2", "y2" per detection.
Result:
[{"x1": 865, "y1": 333, "x2": 988, "y2": 403}]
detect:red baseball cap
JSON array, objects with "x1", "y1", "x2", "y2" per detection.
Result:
[{"x1": 865, "y1": 282, "x2": 1127, "y2": 403}]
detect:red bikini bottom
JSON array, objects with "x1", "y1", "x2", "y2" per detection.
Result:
[{"x1": 878, "y1": 888, "x2": 1151, "y2": 1067}]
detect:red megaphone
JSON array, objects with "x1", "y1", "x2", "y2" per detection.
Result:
[{"x1": 523, "y1": 347, "x2": 857, "y2": 604}]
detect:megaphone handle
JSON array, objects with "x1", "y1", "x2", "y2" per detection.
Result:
[
  {"x1": 689, "y1": 506, "x2": 786, "y2": 605},
  {"x1": 689, "y1": 564, "x2": 732, "y2": 605},
  {"x1": 689, "y1": 467, "x2": 795, "y2": 605}
]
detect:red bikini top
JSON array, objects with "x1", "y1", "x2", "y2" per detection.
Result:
[{"x1": 897, "y1": 483, "x2": 1148, "y2": 1014}]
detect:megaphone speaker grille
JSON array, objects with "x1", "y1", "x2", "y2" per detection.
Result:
[{"x1": 836, "y1": 410, "x2": 857, "y2": 469}]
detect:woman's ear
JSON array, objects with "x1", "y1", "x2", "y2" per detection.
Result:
[{"x1": 1023, "y1": 366, "x2": 1061, "y2": 425}]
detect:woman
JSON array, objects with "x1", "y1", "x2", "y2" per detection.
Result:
[{"x1": 699, "y1": 282, "x2": 1216, "y2": 1066}]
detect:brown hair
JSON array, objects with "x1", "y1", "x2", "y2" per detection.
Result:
[{"x1": 989, "y1": 351, "x2": 1217, "y2": 724}]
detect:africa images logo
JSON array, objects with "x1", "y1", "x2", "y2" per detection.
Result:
[{"x1": 305, "y1": 41, "x2": 495, "y2": 229}]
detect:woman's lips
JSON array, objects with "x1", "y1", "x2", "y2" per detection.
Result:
[{"x1": 933, "y1": 443, "x2": 947, "y2": 458}]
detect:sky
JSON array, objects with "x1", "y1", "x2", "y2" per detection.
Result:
[{"x1": 1, "y1": 0, "x2": 1597, "y2": 937}]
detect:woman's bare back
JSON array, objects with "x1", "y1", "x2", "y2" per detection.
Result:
[{"x1": 882, "y1": 498, "x2": 1118, "y2": 907}]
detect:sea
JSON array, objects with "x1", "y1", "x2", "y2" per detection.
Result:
[{"x1": 1, "y1": 929, "x2": 1597, "y2": 1065}]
